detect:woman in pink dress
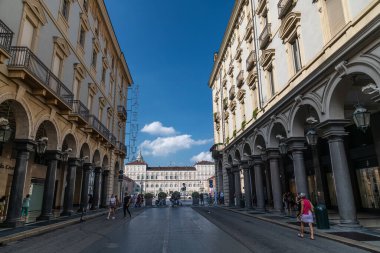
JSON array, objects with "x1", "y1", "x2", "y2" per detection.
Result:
[{"x1": 298, "y1": 193, "x2": 315, "y2": 240}]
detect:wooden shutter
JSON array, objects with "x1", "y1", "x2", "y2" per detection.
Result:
[{"x1": 326, "y1": 0, "x2": 346, "y2": 36}]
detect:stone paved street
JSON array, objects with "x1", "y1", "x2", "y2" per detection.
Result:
[{"x1": 0, "y1": 206, "x2": 371, "y2": 253}]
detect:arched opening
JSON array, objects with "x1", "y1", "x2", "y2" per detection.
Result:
[
  {"x1": 73, "y1": 143, "x2": 91, "y2": 207},
  {"x1": 0, "y1": 100, "x2": 30, "y2": 224}
]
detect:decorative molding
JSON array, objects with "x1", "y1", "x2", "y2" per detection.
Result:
[
  {"x1": 88, "y1": 83, "x2": 98, "y2": 96},
  {"x1": 23, "y1": 0, "x2": 47, "y2": 25},
  {"x1": 260, "y1": 49, "x2": 275, "y2": 70},
  {"x1": 74, "y1": 63, "x2": 86, "y2": 80},
  {"x1": 335, "y1": 61, "x2": 348, "y2": 77},
  {"x1": 279, "y1": 12, "x2": 301, "y2": 42},
  {"x1": 80, "y1": 12, "x2": 90, "y2": 31},
  {"x1": 53, "y1": 36, "x2": 71, "y2": 58},
  {"x1": 99, "y1": 97, "x2": 106, "y2": 108}
]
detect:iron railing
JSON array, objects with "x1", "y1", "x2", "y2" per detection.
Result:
[
  {"x1": 0, "y1": 20, "x2": 13, "y2": 53},
  {"x1": 278, "y1": 0, "x2": 293, "y2": 19},
  {"x1": 117, "y1": 105, "x2": 127, "y2": 119},
  {"x1": 70, "y1": 100, "x2": 89, "y2": 121},
  {"x1": 246, "y1": 51, "x2": 256, "y2": 71},
  {"x1": 109, "y1": 133, "x2": 116, "y2": 146},
  {"x1": 8, "y1": 47, "x2": 73, "y2": 106},
  {"x1": 88, "y1": 115, "x2": 109, "y2": 139},
  {"x1": 259, "y1": 23, "x2": 271, "y2": 49}
]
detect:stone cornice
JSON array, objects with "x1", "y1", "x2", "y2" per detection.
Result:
[{"x1": 208, "y1": 0, "x2": 247, "y2": 88}]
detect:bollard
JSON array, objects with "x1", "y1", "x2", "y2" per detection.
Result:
[{"x1": 315, "y1": 204, "x2": 330, "y2": 229}]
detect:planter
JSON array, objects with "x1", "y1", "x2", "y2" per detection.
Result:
[
  {"x1": 192, "y1": 198, "x2": 199, "y2": 205},
  {"x1": 145, "y1": 198, "x2": 153, "y2": 206}
]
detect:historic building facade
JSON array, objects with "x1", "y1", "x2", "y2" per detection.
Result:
[
  {"x1": 210, "y1": 0, "x2": 380, "y2": 226},
  {"x1": 0, "y1": 0, "x2": 132, "y2": 227},
  {"x1": 124, "y1": 153, "x2": 215, "y2": 195}
]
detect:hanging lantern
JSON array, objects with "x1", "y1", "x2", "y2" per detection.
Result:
[
  {"x1": 0, "y1": 118, "x2": 12, "y2": 143},
  {"x1": 305, "y1": 128, "x2": 318, "y2": 146},
  {"x1": 36, "y1": 137, "x2": 48, "y2": 155},
  {"x1": 279, "y1": 142, "x2": 288, "y2": 155},
  {"x1": 353, "y1": 104, "x2": 371, "y2": 132}
]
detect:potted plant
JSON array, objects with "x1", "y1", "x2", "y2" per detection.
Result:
[
  {"x1": 192, "y1": 191, "x2": 200, "y2": 205},
  {"x1": 157, "y1": 192, "x2": 167, "y2": 206},
  {"x1": 144, "y1": 193, "x2": 154, "y2": 206}
]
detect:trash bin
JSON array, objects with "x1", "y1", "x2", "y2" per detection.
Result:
[{"x1": 315, "y1": 204, "x2": 330, "y2": 229}]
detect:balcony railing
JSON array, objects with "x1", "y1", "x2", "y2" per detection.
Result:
[
  {"x1": 246, "y1": 51, "x2": 256, "y2": 71},
  {"x1": 116, "y1": 141, "x2": 127, "y2": 155},
  {"x1": 278, "y1": 0, "x2": 293, "y2": 19},
  {"x1": 88, "y1": 115, "x2": 109, "y2": 140},
  {"x1": 8, "y1": 47, "x2": 73, "y2": 108},
  {"x1": 117, "y1": 105, "x2": 127, "y2": 120},
  {"x1": 69, "y1": 100, "x2": 89, "y2": 124},
  {"x1": 236, "y1": 71, "x2": 244, "y2": 88},
  {"x1": 259, "y1": 23, "x2": 271, "y2": 49},
  {"x1": 0, "y1": 19, "x2": 13, "y2": 54},
  {"x1": 109, "y1": 133, "x2": 117, "y2": 147}
]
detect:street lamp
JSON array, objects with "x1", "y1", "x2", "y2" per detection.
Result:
[
  {"x1": 305, "y1": 128, "x2": 318, "y2": 146},
  {"x1": 62, "y1": 148, "x2": 72, "y2": 162},
  {"x1": 36, "y1": 137, "x2": 48, "y2": 155},
  {"x1": 257, "y1": 145, "x2": 267, "y2": 161},
  {"x1": 352, "y1": 104, "x2": 371, "y2": 132},
  {"x1": 0, "y1": 118, "x2": 12, "y2": 143}
]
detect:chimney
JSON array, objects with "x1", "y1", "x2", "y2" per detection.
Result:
[{"x1": 213, "y1": 52, "x2": 218, "y2": 62}]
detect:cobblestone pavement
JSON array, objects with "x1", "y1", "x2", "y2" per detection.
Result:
[{"x1": 0, "y1": 206, "x2": 372, "y2": 253}]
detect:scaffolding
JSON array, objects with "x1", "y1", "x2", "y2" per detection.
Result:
[{"x1": 126, "y1": 83, "x2": 139, "y2": 162}]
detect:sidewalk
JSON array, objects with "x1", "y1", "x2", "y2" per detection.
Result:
[
  {"x1": 219, "y1": 206, "x2": 380, "y2": 253},
  {"x1": 0, "y1": 208, "x2": 109, "y2": 245}
]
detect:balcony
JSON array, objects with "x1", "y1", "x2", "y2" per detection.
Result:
[
  {"x1": 229, "y1": 86, "x2": 235, "y2": 100},
  {"x1": 259, "y1": 23, "x2": 272, "y2": 49},
  {"x1": 236, "y1": 71, "x2": 244, "y2": 88},
  {"x1": 109, "y1": 133, "x2": 117, "y2": 147},
  {"x1": 115, "y1": 141, "x2": 127, "y2": 156},
  {"x1": 117, "y1": 105, "x2": 127, "y2": 121},
  {"x1": 8, "y1": 47, "x2": 73, "y2": 111},
  {"x1": 278, "y1": 0, "x2": 294, "y2": 19},
  {"x1": 87, "y1": 115, "x2": 110, "y2": 142},
  {"x1": 68, "y1": 100, "x2": 89, "y2": 126},
  {"x1": 0, "y1": 19, "x2": 13, "y2": 63},
  {"x1": 256, "y1": 0, "x2": 267, "y2": 16},
  {"x1": 246, "y1": 51, "x2": 256, "y2": 71}
]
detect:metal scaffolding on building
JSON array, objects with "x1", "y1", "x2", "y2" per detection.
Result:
[{"x1": 126, "y1": 83, "x2": 139, "y2": 162}]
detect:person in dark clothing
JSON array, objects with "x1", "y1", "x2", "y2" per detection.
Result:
[
  {"x1": 200, "y1": 193, "x2": 204, "y2": 205},
  {"x1": 123, "y1": 193, "x2": 132, "y2": 218}
]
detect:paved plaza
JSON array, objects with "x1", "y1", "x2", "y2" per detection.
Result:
[{"x1": 0, "y1": 206, "x2": 373, "y2": 253}]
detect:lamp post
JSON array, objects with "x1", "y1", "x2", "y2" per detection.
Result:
[
  {"x1": 305, "y1": 119, "x2": 329, "y2": 229},
  {"x1": 0, "y1": 118, "x2": 12, "y2": 143},
  {"x1": 353, "y1": 104, "x2": 371, "y2": 132}
]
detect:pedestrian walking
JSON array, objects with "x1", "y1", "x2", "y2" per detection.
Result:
[
  {"x1": 220, "y1": 191, "x2": 224, "y2": 204},
  {"x1": 123, "y1": 193, "x2": 131, "y2": 218},
  {"x1": 199, "y1": 193, "x2": 204, "y2": 205},
  {"x1": 107, "y1": 194, "x2": 117, "y2": 220},
  {"x1": 297, "y1": 193, "x2": 315, "y2": 240},
  {"x1": 88, "y1": 194, "x2": 93, "y2": 210},
  {"x1": 21, "y1": 194, "x2": 31, "y2": 221}
]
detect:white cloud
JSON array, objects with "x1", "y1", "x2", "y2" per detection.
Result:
[
  {"x1": 141, "y1": 121, "x2": 176, "y2": 136},
  {"x1": 140, "y1": 135, "x2": 213, "y2": 157},
  {"x1": 191, "y1": 152, "x2": 213, "y2": 163}
]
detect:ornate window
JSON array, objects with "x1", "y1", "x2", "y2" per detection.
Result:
[{"x1": 279, "y1": 12, "x2": 303, "y2": 75}]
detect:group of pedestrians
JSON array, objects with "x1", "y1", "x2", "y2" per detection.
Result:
[{"x1": 107, "y1": 193, "x2": 134, "y2": 220}]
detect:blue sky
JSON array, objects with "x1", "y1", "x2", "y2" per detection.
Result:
[{"x1": 105, "y1": 1, "x2": 234, "y2": 166}]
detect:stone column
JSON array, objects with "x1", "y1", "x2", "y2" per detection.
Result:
[
  {"x1": 101, "y1": 170, "x2": 110, "y2": 208},
  {"x1": 61, "y1": 158, "x2": 79, "y2": 216},
  {"x1": 37, "y1": 151, "x2": 62, "y2": 220},
  {"x1": 91, "y1": 167, "x2": 102, "y2": 210},
  {"x1": 252, "y1": 156, "x2": 265, "y2": 211},
  {"x1": 227, "y1": 169, "x2": 235, "y2": 207},
  {"x1": 319, "y1": 120, "x2": 358, "y2": 226},
  {"x1": 288, "y1": 138, "x2": 309, "y2": 197},
  {"x1": 233, "y1": 169, "x2": 242, "y2": 207},
  {"x1": 79, "y1": 163, "x2": 92, "y2": 211},
  {"x1": 267, "y1": 149, "x2": 283, "y2": 213},
  {"x1": 3, "y1": 140, "x2": 34, "y2": 227},
  {"x1": 243, "y1": 165, "x2": 253, "y2": 209}
]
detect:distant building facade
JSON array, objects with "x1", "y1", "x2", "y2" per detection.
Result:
[{"x1": 124, "y1": 152, "x2": 215, "y2": 195}]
